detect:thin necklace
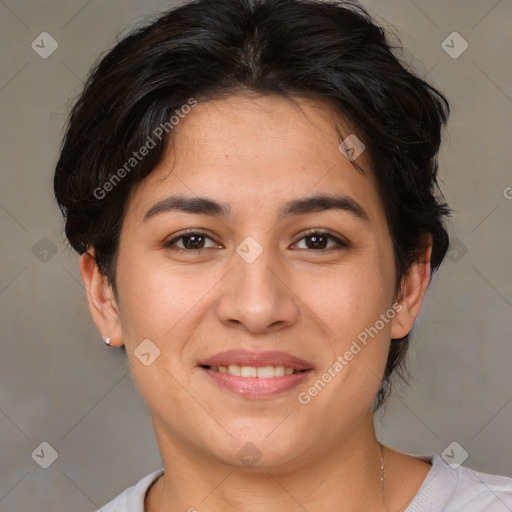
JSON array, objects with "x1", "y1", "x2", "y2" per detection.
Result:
[{"x1": 379, "y1": 442, "x2": 386, "y2": 509}]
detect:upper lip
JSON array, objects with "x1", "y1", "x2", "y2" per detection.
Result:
[{"x1": 199, "y1": 350, "x2": 314, "y2": 371}]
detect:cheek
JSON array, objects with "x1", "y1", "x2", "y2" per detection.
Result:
[
  {"x1": 115, "y1": 253, "x2": 185, "y2": 339},
  {"x1": 116, "y1": 251, "x2": 223, "y2": 346},
  {"x1": 304, "y1": 268, "x2": 393, "y2": 412},
  {"x1": 309, "y1": 260, "x2": 394, "y2": 342},
  {"x1": 114, "y1": 257, "x2": 204, "y2": 413}
]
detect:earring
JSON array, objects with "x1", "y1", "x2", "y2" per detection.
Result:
[{"x1": 103, "y1": 337, "x2": 111, "y2": 346}]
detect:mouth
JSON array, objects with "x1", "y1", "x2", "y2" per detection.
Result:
[
  {"x1": 198, "y1": 350, "x2": 314, "y2": 398},
  {"x1": 200, "y1": 364, "x2": 308, "y2": 378},
  {"x1": 199, "y1": 349, "x2": 314, "y2": 372}
]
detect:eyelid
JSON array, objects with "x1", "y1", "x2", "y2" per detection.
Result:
[
  {"x1": 164, "y1": 228, "x2": 219, "y2": 249},
  {"x1": 291, "y1": 228, "x2": 350, "y2": 250},
  {"x1": 164, "y1": 228, "x2": 350, "y2": 252}
]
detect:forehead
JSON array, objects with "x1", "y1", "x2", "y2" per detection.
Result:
[
  {"x1": 125, "y1": 94, "x2": 384, "y2": 225},
  {"x1": 171, "y1": 94, "x2": 360, "y2": 169}
]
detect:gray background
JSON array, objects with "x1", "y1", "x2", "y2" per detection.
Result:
[{"x1": 0, "y1": 0, "x2": 511, "y2": 510}]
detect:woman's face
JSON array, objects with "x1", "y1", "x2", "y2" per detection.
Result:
[{"x1": 89, "y1": 94, "x2": 422, "y2": 470}]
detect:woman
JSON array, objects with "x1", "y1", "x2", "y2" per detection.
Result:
[{"x1": 53, "y1": 0, "x2": 512, "y2": 510}]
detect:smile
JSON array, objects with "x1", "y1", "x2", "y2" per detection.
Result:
[
  {"x1": 203, "y1": 364, "x2": 300, "y2": 378},
  {"x1": 199, "y1": 365, "x2": 313, "y2": 398}
]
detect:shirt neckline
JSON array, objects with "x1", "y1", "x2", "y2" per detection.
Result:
[{"x1": 141, "y1": 453, "x2": 439, "y2": 511}]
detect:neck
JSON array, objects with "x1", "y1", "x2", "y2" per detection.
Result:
[{"x1": 146, "y1": 412, "x2": 387, "y2": 512}]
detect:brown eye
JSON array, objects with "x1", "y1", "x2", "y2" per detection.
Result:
[
  {"x1": 164, "y1": 231, "x2": 217, "y2": 251},
  {"x1": 293, "y1": 231, "x2": 349, "y2": 251}
]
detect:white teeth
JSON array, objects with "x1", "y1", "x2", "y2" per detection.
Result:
[
  {"x1": 258, "y1": 365, "x2": 278, "y2": 378},
  {"x1": 228, "y1": 364, "x2": 241, "y2": 376},
  {"x1": 210, "y1": 364, "x2": 298, "y2": 378},
  {"x1": 241, "y1": 366, "x2": 257, "y2": 377},
  {"x1": 273, "y1": 365, "x2": 285, "y2": 377}
]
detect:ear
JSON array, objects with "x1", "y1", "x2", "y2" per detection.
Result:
[
  {"x1": 79, "y1": 248, "x2": 124, "y2": 347},
  {"x1": 390, "y1": 235, "x2": 432, "y2": 339}
]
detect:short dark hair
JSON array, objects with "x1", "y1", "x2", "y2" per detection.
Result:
[{"x1": 54, "y1": 0, "x2": 451, "y2": 411}]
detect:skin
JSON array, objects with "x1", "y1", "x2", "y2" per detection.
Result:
[{"x1": 81, "y1": 94, "x2": 433, "y2": 512}]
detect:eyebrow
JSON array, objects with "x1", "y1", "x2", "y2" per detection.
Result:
[{"x1": 142, "y1": 193, "x2": 369, "y2": 223}]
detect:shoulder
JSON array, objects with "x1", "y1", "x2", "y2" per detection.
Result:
[
  {"x1": 406, "y1": 454, "x2": 512, "y2": 512},
  {"x1": 94, "y1": 468, "x2": 165, "y2": 512}
]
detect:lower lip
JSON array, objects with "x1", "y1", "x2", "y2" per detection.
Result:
[{"x1": 200, "y1": 367, "x2": 313, "y2": 398}]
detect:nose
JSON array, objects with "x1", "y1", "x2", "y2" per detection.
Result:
[{"x1": 215, "y1": 243, "x2": 300, "y2": 334}]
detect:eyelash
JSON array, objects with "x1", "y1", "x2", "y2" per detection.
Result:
[{"x1": 163, "y1": 228, "x2": 349, "y2": 253}]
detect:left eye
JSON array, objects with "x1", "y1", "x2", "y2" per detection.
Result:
[{"x1": 293, "y1": 231, "x2": 349, "y2": 251}]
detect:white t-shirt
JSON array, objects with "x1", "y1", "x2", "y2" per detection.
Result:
[{"x1": 95, "y1": 454, "x2": 512, "y2": 511}]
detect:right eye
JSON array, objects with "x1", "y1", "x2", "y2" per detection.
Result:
[{"x1": 163, "y1": 230, "x2": 220, "y2": 252}]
